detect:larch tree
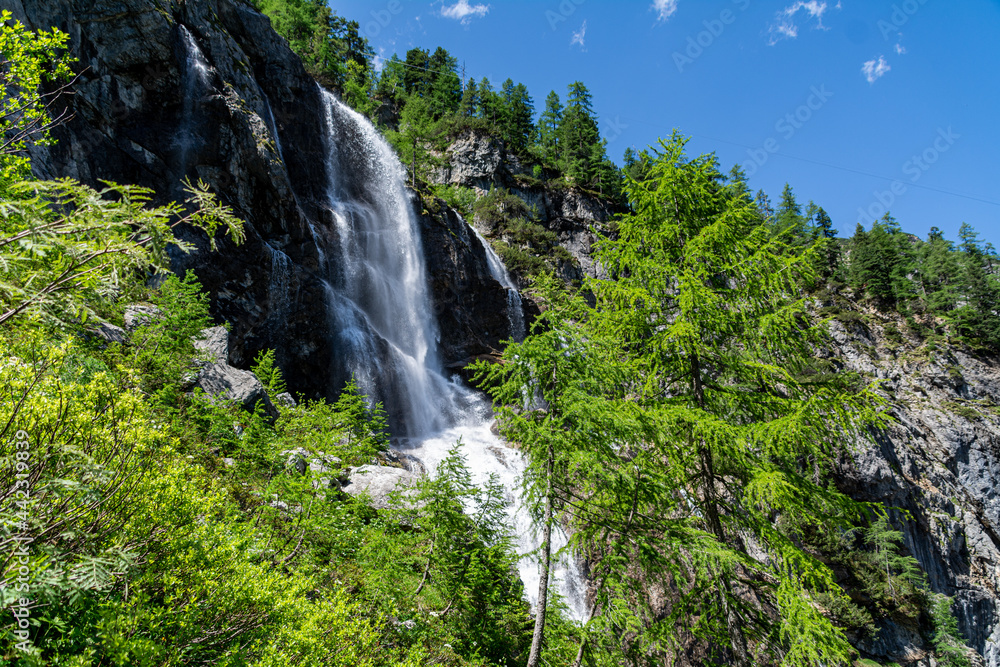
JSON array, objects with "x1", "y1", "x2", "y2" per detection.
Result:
[{"x1": 479, "y1": 134, "x2": 889, "y2": 667}]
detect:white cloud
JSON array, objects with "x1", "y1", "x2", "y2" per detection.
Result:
[
  {"x1": 895, "y1": 43, "x2": 907, "y2": 55},
  {"x1": 571, "y1": 20, "x2": 587, "y2": 48},
  {"x1": 862, "y1": 55, "x2": 891, "y2": 83},
  {"x1": 652, "y1": 0, "x2": 679, "y2": 22},
  {"x1": 440, "y1": 0, "x2": 489, "y2": 24},
  {"x1": 769, "y1": 1, "x2": 837, "y2": 44}
]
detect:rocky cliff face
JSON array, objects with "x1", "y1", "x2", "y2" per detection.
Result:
[
  {"x1": 10, "y1": 0, "x2": 514, "y2": 401},
  {"x1": 828, "y1": 310, "x2": 1000, "y2": 666}
]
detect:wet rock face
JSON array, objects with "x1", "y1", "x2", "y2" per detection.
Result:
[
  {"x1": 830, "y1": 316, "x2": 1000, "y2": 665},
  {"x1": 417, "y1": 198, "x2": 517, "y2": 370},
  {"x1": 14, "y1": 0, "x2": 509, "y2": 400}
]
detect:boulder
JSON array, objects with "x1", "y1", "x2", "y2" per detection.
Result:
[
  {"x1": 91, "y1": 321, "x2": 127, "y2": 344},
  {"x1": 192, "y1": 326, "x2": 278, "y2": 419},
  {"x1": 342, "y1": 465, "x2": 419, "y2": 510}
]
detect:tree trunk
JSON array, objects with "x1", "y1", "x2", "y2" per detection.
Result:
[
  {"x1": 527, "y1": 443, "x2": 554, "y2": 667},
  {"x1": 692, "y1": 353, "x2": 749, "y2": 666}
]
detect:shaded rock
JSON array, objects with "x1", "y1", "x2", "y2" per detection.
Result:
[
  {"x1": 91, "y1": 321, "x2": 127, "y2": 344},
  {"x1": 192, "y1": 326, "x2": 277, "y2": 419},
  {"x1": 124, "y1": 304, "x2": 162, "y2": 331},
  {"x1": 193, "y1": 325, "x2": 229, "y2": 364}
]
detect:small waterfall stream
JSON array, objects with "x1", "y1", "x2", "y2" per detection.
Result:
[
  {"x1": 175, "y1": 26, "x2": 210, "y2": 176},
  {"x1": 471, "y1": 225, "x2": 526, "y2": 343},
  {"x1": 311, "y1": 89, "x2": 587, "y2": 619}
]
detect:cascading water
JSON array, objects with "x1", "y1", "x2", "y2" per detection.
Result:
[
  {"x1": 175, "y1": 26, "x2": 210, "y2": 176},
  {"x1": 312, "y1": 89, "x2": 587, "y2": 619},
  {"x1": 471, "y1": 225, "x2": 526, "y2": 342}
]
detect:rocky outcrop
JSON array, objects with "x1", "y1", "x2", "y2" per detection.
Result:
[
  {"x1": 13, "y1": 0, "x2": 512, "y2": 403},
  {"x1": 828, "y1": 311, "x2": 1000, "y2": 665},
  {"x1": 431, "y1": 128, "x2": 618, "y2": 282},
  {"x1": 193, "y1": 326, "x2": 277, "y2": 418}
]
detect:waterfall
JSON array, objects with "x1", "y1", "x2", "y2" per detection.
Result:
[
  {"x1": 311, "y1": 89, "x2": 587, "y2": 619},
  {"x1": 262, "y1": 95, "x2": 285, "y2": 161},
  {"x1": 175, "y1": 26, "x2": 210, "y2": 176},
  {"x1": 471, "y1": 225, "x2": 526, "y2": 342}
]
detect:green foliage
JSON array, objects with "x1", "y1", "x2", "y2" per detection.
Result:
[
  {"x1": 0, "y1": 12, "x2": 74, "y2": 184},
  {"x1": 431, "y1": 183, "x2": 477, "y2": 219},
  {"x1": 128, "y1": 271, "x2": 213, "y2": 399},
  {"x1": 254, "y1": 0, "x2": 374, "y2": 99},
  {"x1": 472, "y1": 187, "x2": 571, "y2": 280},
  {"x1": 477, "y1": 134, "x2": 890, "y2": 665},
  {"x1": 252, "y1": 348, "x2": 287, "y2": 398},
  {"x1": 930, "y1": 594, "x2": 972, "y2": 667},
  {"x1": 0, "y1": 179, "x2": 243, "y2": 329}
]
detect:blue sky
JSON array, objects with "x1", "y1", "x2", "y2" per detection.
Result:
[{"x1": 330, "y1": 0, "x2": 1000, "y2": 243}]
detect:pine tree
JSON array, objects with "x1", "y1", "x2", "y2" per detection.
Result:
[
  {"x1": 427, "y1": 47, "x2": 461, "y2": 118},
  {"x1": 537, "y1": 91, "x2": 563, "y2": 166},
  {"x1": 775, "y1": 183, "x2": 808, "y2": 243},
  {"x1": 922, "y1": 227, "x2": 961, "y2": 313},
  {"x1": 458, "y1": 77, "x2": 478, "y2": 117},
  {"x1": 953, "y1": 223, "x2": 1000, "y2": 349},
  {"x1": 498, "y1": 79, "x2": 535, "y2": 154},
  {"x1": 477, "y1": 77, "x2": 500, "y2": 125},
  {"x1": 558, "y1": 81, "x2": 601, "y2": 185},
  {"x1": 402, "y1": 47, "x2": 432, "y2": 96},
  {"x1": 850, "y1": 217, "x2": 900, "y2": 307},
  {"x1": 809, "y1": 204, "x2": 840, "y2": 278},
  {"x1": 755, "y1": 189, "x2": 774, "y2": 223}
]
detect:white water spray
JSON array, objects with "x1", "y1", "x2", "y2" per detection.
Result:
[{"x1": 311, "y1": 89, "x2": 586, "y2": 619}]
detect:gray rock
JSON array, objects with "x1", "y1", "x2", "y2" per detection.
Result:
[
  {"x1": 342, "y1": 465, "x2": 419, "y2": 510},
  {"x1": 275, "y1": 392, "x2": 297, "y2": 408},
  {"x1": 123, "y1": 305, "x2": 162, "y2": 331},
  {"x1": 191, "y1": 326, "x2": 278, "y2": 419},
  {"x1": 195, "y1": 362, "x2": 276, "y2": 418},
  {"x1": 193, "y1": 326, "x2": 229, "y2": 364},
  {"x1": 91, "y1": 321, "x2": 127, "y2": 344}
]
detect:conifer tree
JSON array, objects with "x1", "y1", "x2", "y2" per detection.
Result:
[
  {"x1": 458, "y1": 77, "x2": 478, "y2": 117},
  {"x1": 480, "y1": 134, "x2": 887, "y2": 667},
  {"x1": 953, "y1": 223, "x2": 1000, "y2": 349},
  {"x1": 755, "y1": 189, "x2": 774, "y2": 223},
  {"x1": 498, "y1": 79, "x2": 535, "y2": 154},
  {"x1": 477, "y1": 77, "x2": 500, "y2": 125},
  {"x1": 537, "y1": 91, "x2": 563, "y2": 166},
  {"x1": 921, "y1": 227, "x2": 961, "y2": 313},
  {"x1": 427, "y1": 47, "x2": 461, "y2": 118},
  {"x1": 775, "y1": 183, "x2": 808, "y2": 242},
  {"x1": 558, "y1": 81, "x2": 601, "y2": 185},
  {"x1": 809, "y1": 204, "x2": 840, "y2": 278}
]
